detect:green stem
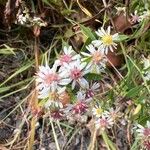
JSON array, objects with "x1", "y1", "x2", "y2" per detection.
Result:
[
  {"x1": 120, "y1": 42, "x2": 130, "y2": 74},
  {"x1": 101, "y1": 131, "x2": 116, "y2": 150},
  {"x1": 127, "y1": 55, "x2": 150, "y2": 94}
]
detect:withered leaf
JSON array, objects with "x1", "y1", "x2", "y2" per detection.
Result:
[{"x1": 113, "y1": 13, "x2": 132, "y2": 32}]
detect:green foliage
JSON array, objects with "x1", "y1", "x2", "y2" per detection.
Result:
[
  {"x1": 115, "y1": 34, "x2": 129, "y2": 42},
  {"x1": 85, "y1": 73, "x2": 102, "y2": 81},
  {"x1": 80, "y1": 24, "x2": 96, "y2": 41},
  {"x1": 0, "y1": 44, "x2": 16, "y2": 55}
]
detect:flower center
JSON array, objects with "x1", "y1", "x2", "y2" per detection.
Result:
[
  {"x1": 73, "y1": 102, "x2": 87, "y2": 114},
  {"x1": 99, "y1": 118, "x2": 108, "y2": 128},
  {"x1": 51, "y1": 110, "x2": 63, "y2": 120},
  {"x1": 60, "y1": 54, "x2": 72, "y2": 64},
  {"x1": 92, "y1": 51, "x2": 103, "y2": 64},
  {"x1": 96, "y1": 108, "x2": 103, "y2": 115},
  {"x1": 70, "y1": 68, "x2": 82, "y2": 80},
  {"x1": 102, "y1": 35, "x2": 113, "y2": 45},
  {"x1": 44, "y1": 73, "x2": 59, "y2": 85}
]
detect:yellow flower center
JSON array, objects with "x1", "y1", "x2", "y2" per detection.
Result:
[
  {"x1": 96, "y1": 108, "x2": 103, "y2": 115},
  {"x1": 102, "y1": 35, "x2": 113, "y2": 45}
]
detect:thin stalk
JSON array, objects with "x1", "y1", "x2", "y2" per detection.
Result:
[
  {"x1": 101, "y1": 131, "x2": 116, "y2": 150},
  {"x1": 28, "y1": 36, "x2": 40, "y2": 150},
  {"x1": 28, "y1": 117, "x2": 37, "y2": 150},
  {"x1": 88, "y1": 128, "x2": 97, "y2": 150},
  {"x1": 50, "y1": 118, "x2": 61, "y2": 150},
  {"x1": 120, "y1": 42, "x2": 131, "y2": 74}
]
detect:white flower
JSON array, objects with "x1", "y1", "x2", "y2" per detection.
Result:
[
  {"x1": 130, "y1": 10, "x2": 141, "y2": 23},
  {"x1": 136, "y1": 121, "x2": 150, "y2": 139},
  {"x1": 92, "y1": 105, "x2": 103, "y2": 118},
  {"x1": 115, "y1": 7, "x2": 126, "y2": 15},
  {"x1": 102, "y1": 108, "x2": 120, "y2": 121},
  {"x1": 56, "y1": 46, "x2": 80, "y2": 66},
  {"x1": 38, "y1": 85, "x2": 65, "y2": 100},
  {"x1": 143, "y1": 56, "x2": 150, "y2": 81},
  {"x1": 88, "y1": 82, "x2": 100, "y2": 92},
  {"x1": 81, "y1": 44, "x2": 107, "y2": 73},
  {"x1": 82, "y1": 82, "x2": 100, "y2": 100},
  {"x1": 94, "y1": 108, "x2": 115, "y2": 130},
  {"x1": 32, "y1": 17, "x2": 41, "y2": 22},
  {"x1": 38, "y1": 85, "x2": 50, "y2": 99},
  {"x1": 95, "y1": 115, "x2": 114, "y2": 130},
  {"x1": 36, "y1": 65, "x2": 71, "y2": 93},
  {"x1": 144, "y1": 73, "x2": 150, "y2": 81},
  {"x1": 18, "y1": 14, "x2": 27, "y2": 25},
  {"x1": 72, "y1": 92, "x2": 88, "y2": 114},
  {"x1": 45, "y1": 100, "x2": 63, "y2": 108},
  {"x1": 62, "y1": 60, "x2": 89, "y2": 89},
  {"x1": 77, "y1": 91, "x2": 86, "y2": 101},
  {"x1": 139, "y1": 10, "x2": 150, "y2": 21},
  {"x1": 32, "y1": 16, "x2": 47, "y2": 27},
  {"x1": 134, "y1": 121, "x2": 150, "y2": 150},
  {"x1": 143, "y1": 57, "x2": 150, "y2": 70},
  {"x1": 92, "y1": 26, "x2": 119, "y2": 54}
]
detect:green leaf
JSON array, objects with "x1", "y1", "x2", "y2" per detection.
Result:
[
  {"x1": 115, "y1": 35, "x2": 129, "y2": 42},
  {"x1": 64, "y1": 29, "x2": 74, "y2": 38},
  {"x1": 0, "y1": 61, "x2": 33, "y2": 87},
  {"x1": 41, "y1": 0, "x2": 51, "y2": 5},
  {"x1": 0, "y1": 44, "x2": 16, "y2": 55},
  {"x1": 125, "y1": 86, "x2": 143, "y2": 98},
  {"x1": 81, "y1": 38, "x2": 92, "y2": 51},
  {"x1": 42, "y1": 0, "x2": 60, "y2": 6},
  {"x1": 80, "y1": 24, "x2": 96, "y2": 40},
  {"x1": 85, "y1": 73, "x2": 102, "y2": 81},
  {"x1": 131, "y1": 19, "x2": 150, "y2": 39},
  {"x1": 133, "y1": 104, "x2": 142, "y2": 116},
  {"x1": 0, "y1": 78, "x2": 32, "y2": 94}
]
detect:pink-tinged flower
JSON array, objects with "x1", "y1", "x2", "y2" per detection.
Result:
[
  {"x1": 130, "y1": 10, "x2": 141, "y2": 23},
  {"x1": 36, "y1": 65, "x2": 59, "y2": 87},
  {"x1": 86, "y1": 82, "x2": 100, "y2": 98},
  {"x1": 95, "y1": 115, "x2": 114, "y2": 130},
  {"x1": 143, "y1": 140, "x2": 150, "y2": 150},
  {"x1": 72, "y1": 92, "x2": 88, "y2": 114},
  {"x1": 82, "y1": 82, "x2": 100, "y2": 99},
  {"x1": 81, "y1": 44, "x2": 107, "y2": 73},
  {"x1": 136, "y1": 121, "x2": 150, "y2": 138},
  {"x1": 63, "y1": 60, "x2": 89, "y2": 89},
  {"x1": 17, "y1": 14, "x2": 27, "y2": 25},
  {"x1": 103, "y1": 108, "x2": 120, "y2": 121},
  {"x1": 36, "y1": 64, "x2": 71, "y2": 93},
  {"x1": 51, "y1": 110, "x2": 64, "y2": 120},
  {"x1": 92, "y1": 26, "x2": 119, "y2": 54},
  {"x1": 56, "y1": 46, "x2": 80, "y2": 66},
  {"x1": 135, "y1": 121, "x2": 150, "y2": 149}
]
